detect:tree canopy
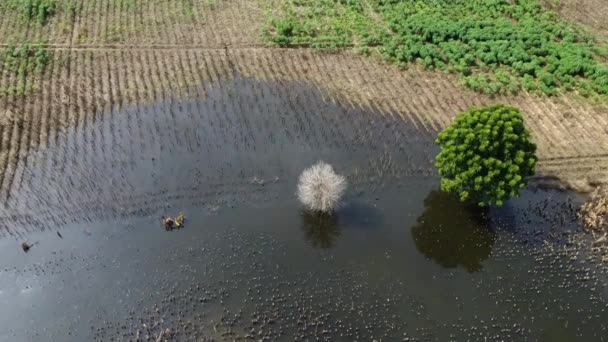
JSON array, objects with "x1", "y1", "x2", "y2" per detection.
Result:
[{"x1": 434, "y1": 104, "x2": 537, "y2": 206}]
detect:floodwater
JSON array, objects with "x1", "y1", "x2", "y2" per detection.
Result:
[{"x1": 0, "y1": 76, "x2": 606, "y2": 341}]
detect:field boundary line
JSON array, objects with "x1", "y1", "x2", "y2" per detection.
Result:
[
  {"x1": 537, "y1": 154, "x2": 608, "y2": 163},
  {"x1": 0, "y1": 43, "x2": 273, "y2": 50}
]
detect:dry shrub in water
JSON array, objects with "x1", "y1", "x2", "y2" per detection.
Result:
[
  {"x1": 297, "y1": 161, "x2": 346, "y2": 213},
  {"x1": 578, "y1": 187, "x2": 608, "y2": 232}
]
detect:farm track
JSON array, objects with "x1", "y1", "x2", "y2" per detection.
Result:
[{"x1": 0, "y1": 0, "x2": 606, "y2": 235}]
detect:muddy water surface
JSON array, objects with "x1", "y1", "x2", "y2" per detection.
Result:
[{"x1": 0, "y1": 77, "x2": 606, "y2": 341}]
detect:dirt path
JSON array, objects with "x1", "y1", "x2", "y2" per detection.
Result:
[{"x1": 0, "y1": 44, "x2": 270, "y2": 50}]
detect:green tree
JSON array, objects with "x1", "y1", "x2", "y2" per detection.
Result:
[{"x1": 434, "y1": 104, "x2": 537, "y2": 206}]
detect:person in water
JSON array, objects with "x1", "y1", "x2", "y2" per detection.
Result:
[
  {"x1": 162, "y1": 216, "x2": 175, "y2": 230},
  {"x1": 175, "y1": 214, "x2": 185, "y2": 228}
]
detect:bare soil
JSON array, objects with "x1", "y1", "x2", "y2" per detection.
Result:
[{"x1": 546, "y1": 0, "x2": 608, "y2": 39}]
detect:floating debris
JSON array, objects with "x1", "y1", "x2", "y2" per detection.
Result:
[
  {"x1": 250, "y1": 176, "x2": 265, "y2": 185},
  {"x1": 578, "y1": 186, "x2": 608, "y2": 232},
  {"x1": 21, "y1": 242, "x2": 31, "y2": 252}
]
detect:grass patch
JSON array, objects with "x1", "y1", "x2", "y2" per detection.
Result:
[
  {"x1": 265, "y1": 0, "x2": 608, "y2": 99},
  {"x1": 0, "y1": 43, "x2": 51, "y2": 97},
  {"x1": 9, "y1": 0, "x2": 58, "y2": 25},
  {"x1": 265, "y1": 0, "x2": 385, "y2": 48}
]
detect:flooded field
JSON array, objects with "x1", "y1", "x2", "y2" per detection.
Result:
[{"x1": 0, "y1": 77, "x2": 606, "y2": 341}]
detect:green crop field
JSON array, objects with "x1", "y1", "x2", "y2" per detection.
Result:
[{"x1": 266, "y1": 0, "x2": 608, "y2": 99}]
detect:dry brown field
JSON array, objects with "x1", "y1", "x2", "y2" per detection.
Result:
[{"x1": 547, "y1": 0, "x2": 608, "y2": 39}]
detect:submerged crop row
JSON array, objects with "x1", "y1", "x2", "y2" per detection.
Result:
[{"x1": 265, "y1": 0, "x2": 608, "y2": 99}]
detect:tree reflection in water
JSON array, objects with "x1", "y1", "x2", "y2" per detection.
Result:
[
  {"x1": 411, "y1": 190, "x2": 496, "y2": 272},
  {"x1": 301, "y1": 211, "x2": 341, "y2": 249}
]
